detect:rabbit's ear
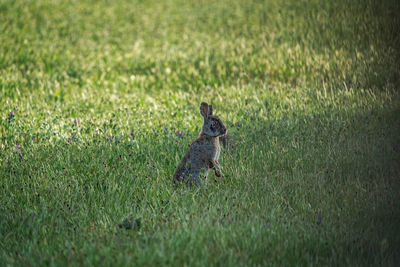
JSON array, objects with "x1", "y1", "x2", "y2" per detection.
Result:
[
  {"x1": 200, "y1": 102, "x2": 209, "y2": 119},
  {"x1": 208, "y1": 105, "x2": 213, "y2": 116}
]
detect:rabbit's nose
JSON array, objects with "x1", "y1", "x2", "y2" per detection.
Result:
[{"x1": 221, "y1": 128, "x2": 226, "y2": 134}]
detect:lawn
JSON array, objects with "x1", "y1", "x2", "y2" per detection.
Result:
[{"x1": 1, "y1": 0, "x2": 400, "y2": 265}]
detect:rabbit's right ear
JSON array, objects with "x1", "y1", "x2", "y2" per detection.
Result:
[
  {"x1": 208, "y1": 105, "x2": 213, "y2": 116},
  {"x1": 200, "y1": 102, "x2": 209, "y2": 119}
]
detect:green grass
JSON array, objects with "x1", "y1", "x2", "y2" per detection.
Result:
[{"x1": 1, "y1": 0, "x2": 400, "y2": 265}]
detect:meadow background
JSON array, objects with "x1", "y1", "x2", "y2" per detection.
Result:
[{"x1": 1, "y1": 0, "x2": 400, "y2": 265}]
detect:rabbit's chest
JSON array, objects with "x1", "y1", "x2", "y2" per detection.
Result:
[
  {"x1": 190, "y1": 136, "x2": 220, "y2": 163},
  {"x1": 204, "y1": 143, "x2": 220, "y2": 160},
  {"x1": 190, "y1": 144, "x2": 218, "y2": 162},
  {"x1": 213, "y1": 146, "x2": 221, "y2": 161},
  {"x1": 199, "y1": 144, "x2": 219, "y2": 160}
]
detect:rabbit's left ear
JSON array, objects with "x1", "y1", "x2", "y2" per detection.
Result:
[
  {"x1": 208, "y1": 105, "x2": 213, "y2": 116},
  {"x1": 200, "y1": 102, "x2": 209, "y2": 119}
]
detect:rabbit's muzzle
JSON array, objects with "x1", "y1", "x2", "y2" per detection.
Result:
[{"x1": 221, "y1": 128, "x2": 227, "y2": 135}]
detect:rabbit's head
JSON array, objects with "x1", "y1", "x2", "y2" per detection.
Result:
[{"x1": 200, "y1": 102, "x2": 227, "y2": 137}]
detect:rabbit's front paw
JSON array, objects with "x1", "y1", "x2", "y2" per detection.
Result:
[{"x1": 215, "y1": 169, "x2": 224, "y2": 178}]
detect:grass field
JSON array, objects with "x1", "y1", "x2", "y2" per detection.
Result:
[{"x1": 1, "y1": 0, "x2": 400, "y2": 265}]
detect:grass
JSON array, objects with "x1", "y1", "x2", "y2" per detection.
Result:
[{"x1": 1, "y1": 0, "x2": 400, "y2": 265}]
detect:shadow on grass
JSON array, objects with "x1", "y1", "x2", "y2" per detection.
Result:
[
  {"x1": 223, "y1": 101, "x2": 400, "y2": 264},
  {"x1": 1, "y1": 101, "x2": 399, "y2": 265}
]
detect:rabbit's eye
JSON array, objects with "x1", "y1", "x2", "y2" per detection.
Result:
[{"x1": 212, "y1": 121, "x2": 217, "y2": 127}]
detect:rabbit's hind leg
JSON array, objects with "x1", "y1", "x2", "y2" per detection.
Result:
[
  {"x1": 186, "y1": 168, "x2": 208, "y2": 188},
  {"x1": 185, "y1": 170, "x2": 200, "y2": 187}
]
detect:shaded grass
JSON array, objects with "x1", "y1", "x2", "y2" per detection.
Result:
[{"x1": 2, "y1": 88, "x2": 399, "y2": 265}]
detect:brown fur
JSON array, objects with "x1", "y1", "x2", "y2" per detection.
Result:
[{"x1": 173, "y1": 102, "x2": 226, "y2": 187}]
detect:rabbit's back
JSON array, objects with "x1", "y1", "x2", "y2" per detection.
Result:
[{"x1": 173, "y1": 149, "x2": 191, "y2": 183}]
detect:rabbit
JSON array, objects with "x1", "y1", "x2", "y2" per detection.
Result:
[{"x1": 173, "y1": 102, "x2": 227, "y2": 187}]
